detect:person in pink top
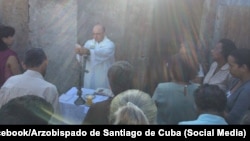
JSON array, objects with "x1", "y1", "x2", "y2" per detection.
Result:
[{"x1": 0, "y1": 25, "x2": 22, "y2": 87}]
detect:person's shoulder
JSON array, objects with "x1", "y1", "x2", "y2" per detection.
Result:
[
  {"x1": 4, "y1": 74, "x2": 22, "y2": 82},
  {"x1": 190, "y1": 83, "x2": 200, "y2": 88},
  {"x1": 84, "y1": 98, "x2": 112, "y2": 123},
  {"x1": 86, "y1": 39, "x2": 95, "y2": 43},
  {"x1": 9, "y1": 49, "x2": 17, "y2": 54},
  {"x1": 103, "y1": 37, "x2": 115, "y2": 46},
  {"x1": 90, "y1": 98, "x2": 112, "y2": 109},
  {"x1": 41, "y1": 80, "x2": 58, "y2": 92},
  {"x1": 157, "y1": 82, "x2": 178, "y2": 88},
  {"x1": 241, "y1": 82, "x2": 250, "y2": 92},
  {"x1": 3, "y1": 48, "x2": 18, "y2": 56},
  {"x1": 153, "y1": 82, "x2": 175, "y2": 95},
  {"x1": 210, "y1": 61, "x2": 217, "y2": 67},
  {"x1": 178, "y1": 121, "x2": 196, "y2": 125},
  {"x1": 105, "y1": 37, "x2": 114, "y2": 42}
]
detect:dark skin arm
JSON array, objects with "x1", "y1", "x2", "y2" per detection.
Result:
[{"x1": 6, "y1": 55, "x2": 21, "y2": 75}]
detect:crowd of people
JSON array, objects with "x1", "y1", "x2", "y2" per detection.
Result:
[{"x1": 0, "y1": 23, "x2": 249, "y2": 125}]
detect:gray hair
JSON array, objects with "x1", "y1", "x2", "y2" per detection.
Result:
[{"x1": 109, "y1": 89, "x2": 157, "y2": 124}]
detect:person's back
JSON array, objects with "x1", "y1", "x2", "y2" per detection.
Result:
[
  {"x1": 0, "y1": 48, "x2": 61, "y2": 124},
  {"x1": 83, "y1": 60, "x2": 134, "y2": 124},
  {"x1": 109, "y1": 89, "x2": 157, "y2": 125},
  {"x1": 0, "y1": 95, "x2": 54, "y2": 125},
  {"x1": 153, "y1": 82, "x2": 199, "y2": 124},
  {"x1": 0, "y1": 25, "x2": 22, "y2": 87},
  {"x1": 152, "y1": 54, "x2": 199, "y2": 124},
  {"x1": 179, "y1": 84, "x2": 228, "y2": 125}
]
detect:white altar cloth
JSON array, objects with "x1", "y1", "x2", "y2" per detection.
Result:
[{"x1": 59, "y1": 87, "x2": 108, "y2": 124}]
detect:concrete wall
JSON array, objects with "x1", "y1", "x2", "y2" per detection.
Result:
[
  {"x1": 0, "y1": 0, "x2": 78, "y2": 94},
  {"x1": 28, "y1": 0, "x2": 78, "y2": 94},
  {"x1": 1, "y1": 0, "x2": 249, "y2": 95},
  {"x1": 0, "y1": 0, "x2": 204, "y2": 95},
  {"x1": 0, "y1": 0, "x2": 29, "y2": 60},
  {"x1": 200, "y1": 0, "x2": 250, "y2": 51}
]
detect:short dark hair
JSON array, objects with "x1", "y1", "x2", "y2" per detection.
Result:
[
  {"x1": 0, "y1": 25, "x2": 15, "y2": 38},
  {"x1": 0, "y1": 95, "x2": 54, "y2": 125},
  {"x1": 0, "y1": 25, "x2": 15, "y2": 50},
  {"x1": 108, "y1": 61, "x2": 134, "y2": 96},
  {"x1": 229, "y1": 48, "x2": 250, "y2": 70},
  {"x1": 218, "y1": 38, "x2": 237, "y2": 60},
  {"x1": 24, "y1": 48, "x2": 47, "y2": 68},
  {"x1": 194, "y1": 84, "x2": 227, "y2": 114}
]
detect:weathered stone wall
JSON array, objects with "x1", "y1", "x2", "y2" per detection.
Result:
[
  {"x1": 0, "y1": 0, "x2": 29, "y2": 59},
  {"x1": 0, "y1": 0, "x2": 248, "y2": 95},
  {"x1": 0, "y1": 0, "x2": 205, "y2": 95},
  {"x1": 28, "y1": 0, "x2": 78, "y2": 94},
  {"x1": 0, "y1": 0, "x2": 78, "y2": 94},
  {"x1": 200, "y1": 0, "x2": 250, "y2": 51}
]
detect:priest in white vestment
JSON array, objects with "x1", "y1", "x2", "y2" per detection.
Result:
[{"x1": 75, "y1": 24, "x2": 115, "y2": 90}]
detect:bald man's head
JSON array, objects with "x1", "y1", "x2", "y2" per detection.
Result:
[{"x1": 93, "y1": 24, "x2": 105, "y2": 43}]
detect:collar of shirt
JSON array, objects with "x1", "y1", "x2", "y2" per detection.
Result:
[
  {"x1": 214, "y1": 62, "x2": 229, "y2": 71},
  {"x1": 23, "y1": 70, "x2": 44, "y2": 80}
]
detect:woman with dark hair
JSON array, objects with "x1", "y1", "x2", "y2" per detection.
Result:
[
  {"x1": 0, "y1": 25, "x2": 22, "y2": 87},
  {"x1": 203, "y1": 38, "x2": 237, "y2": 92}
]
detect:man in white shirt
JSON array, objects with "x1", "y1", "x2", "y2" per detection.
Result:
[
  {"x1": 0, "y1": 48, "x2": 61, "y2": 124},
  {"x1": 75, "y1": 24, "x2": 115, "y2": 90}
]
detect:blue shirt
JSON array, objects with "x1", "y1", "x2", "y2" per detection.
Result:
[
  {"x1": 178, "y1": 114, "x2": 228, "y2": 125},
  {"x1": 226, "y1": 79, "x2": 250, "y2": 124}
]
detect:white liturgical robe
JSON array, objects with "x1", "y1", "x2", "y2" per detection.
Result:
[{"x1": 77, "y1": 36, "x2": 115, "y2": 90}]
